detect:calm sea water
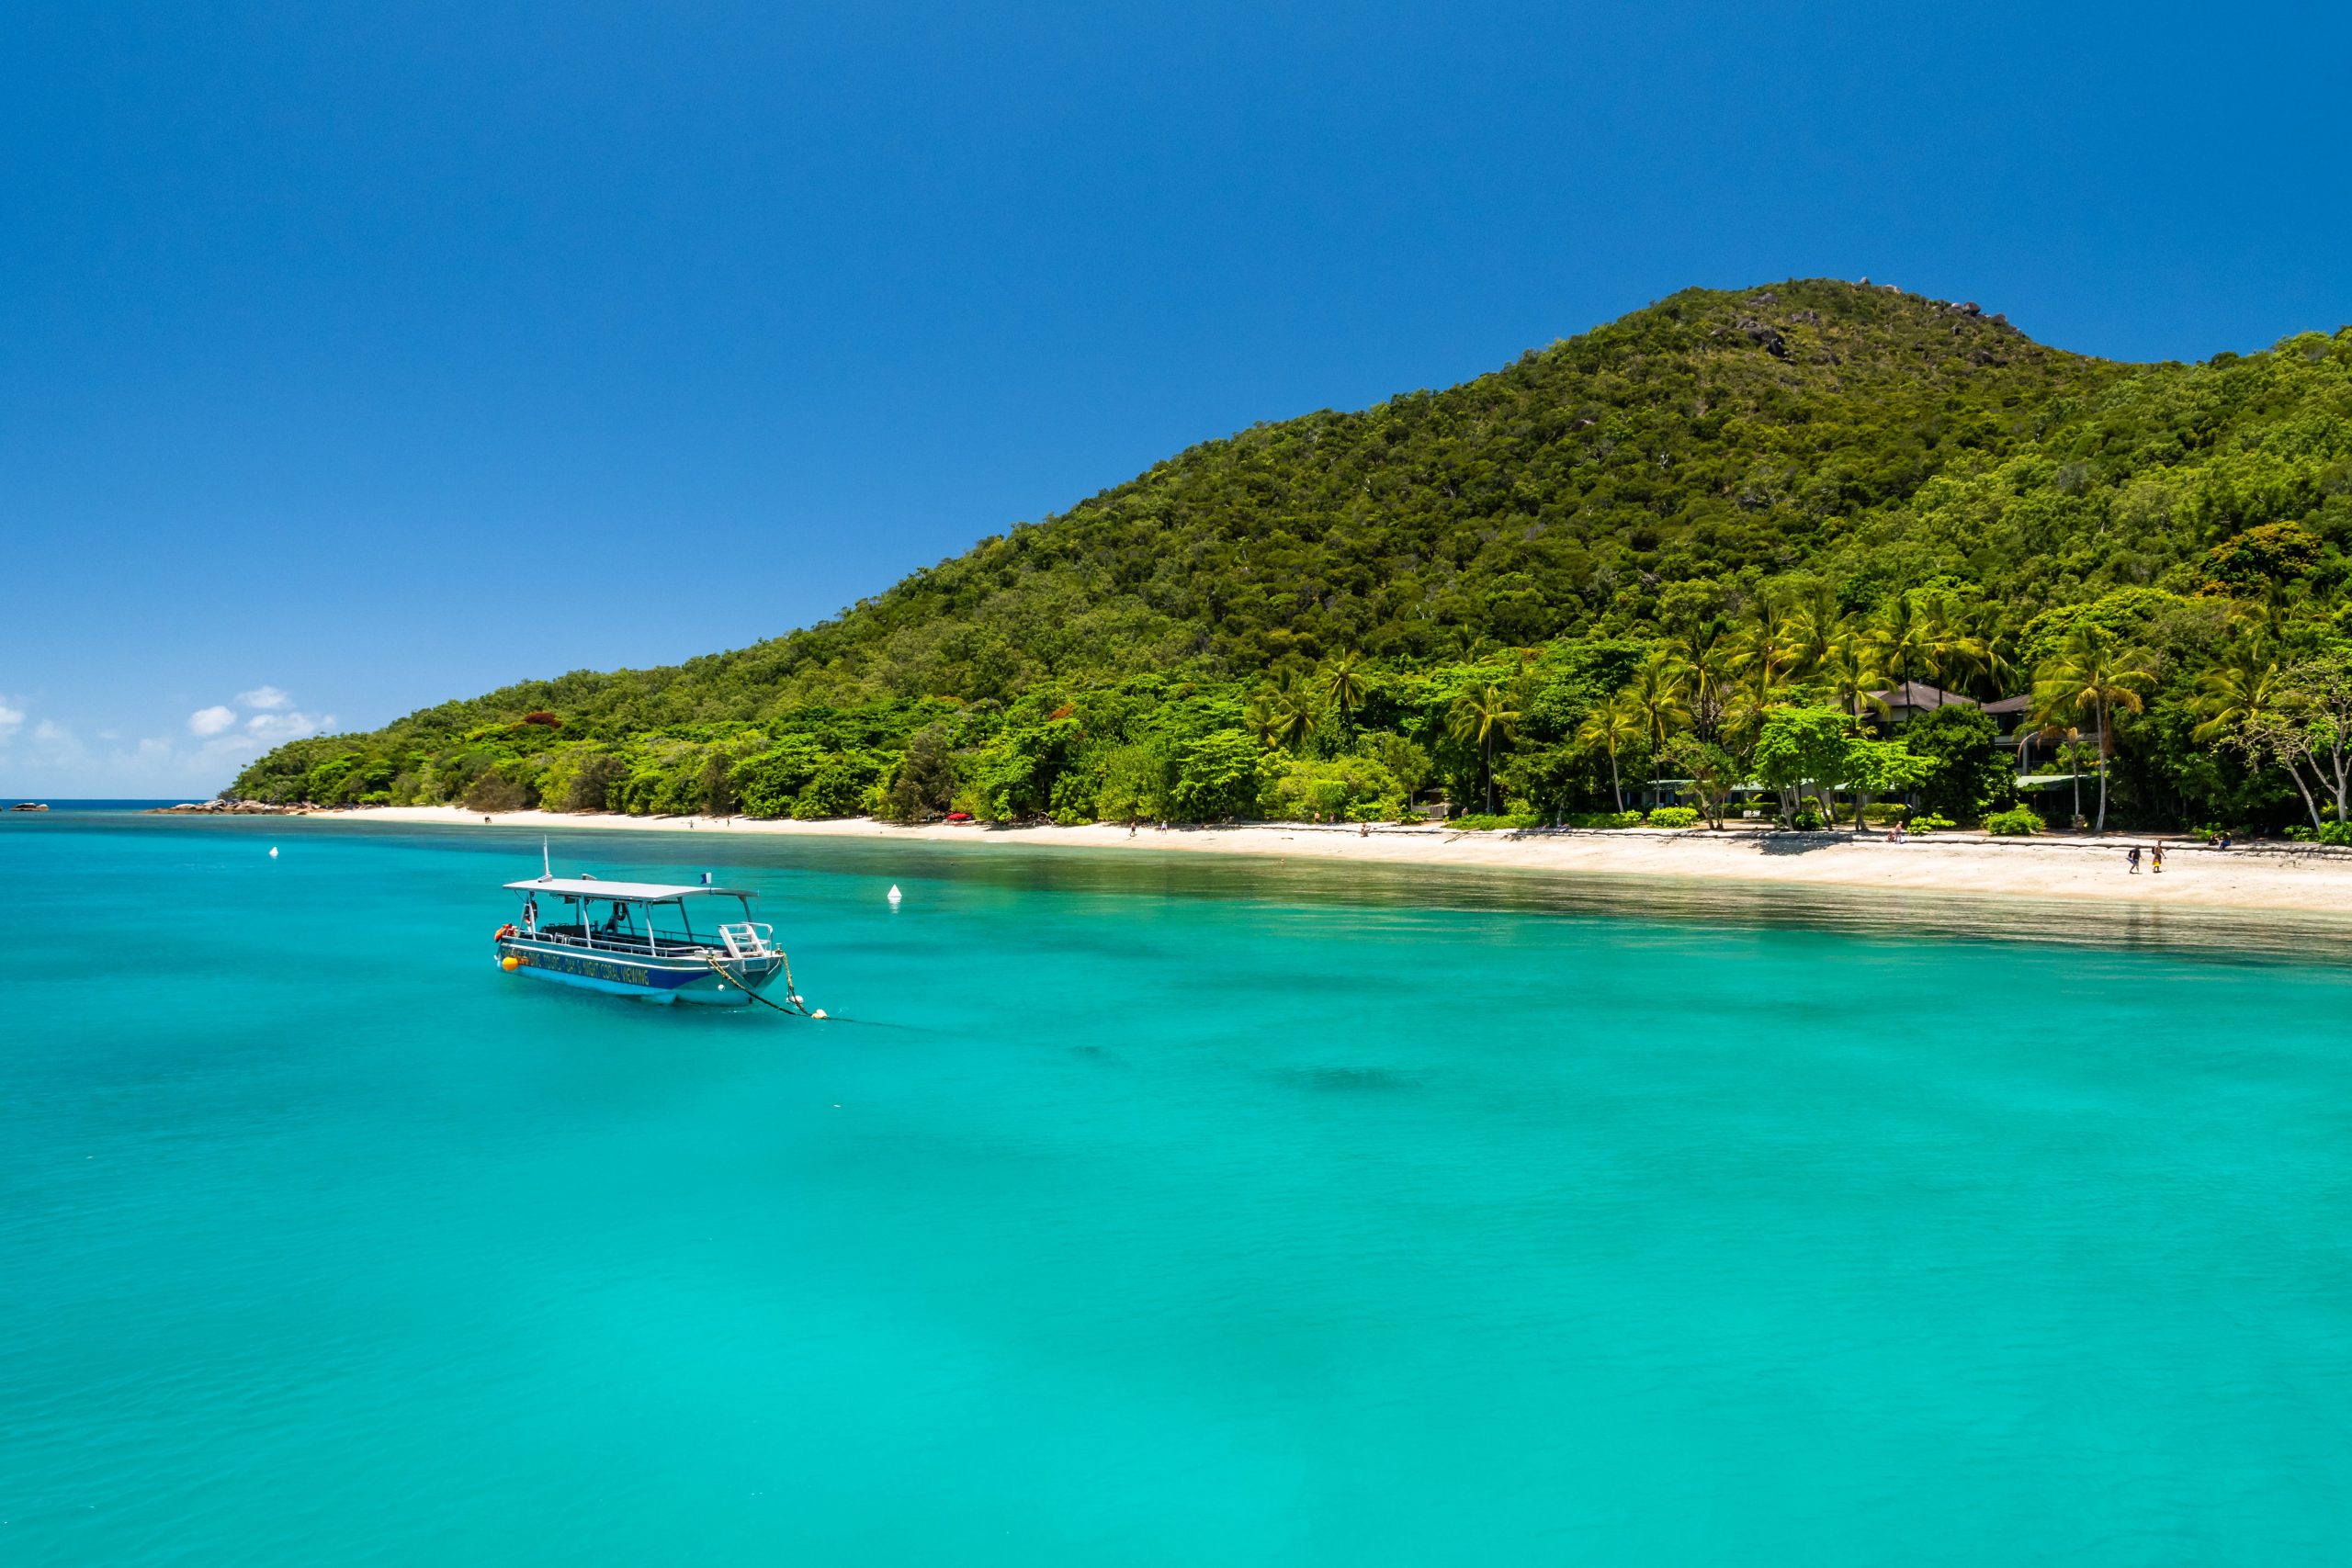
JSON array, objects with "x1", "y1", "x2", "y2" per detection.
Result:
[{"x1": 5, "y1": 813, "x2": 2349, "y2": 1564}]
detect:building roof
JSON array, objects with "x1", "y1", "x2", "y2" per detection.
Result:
[
  {"x1": 1869, "y1": 681, "x2": 1978, "y2": 710},
  {"x1": 1980, "y1": 694, "x2": 2034, "y2": 715},
  {"x1": 503, "y1": 876, "x2": 754, "y2": 900}
]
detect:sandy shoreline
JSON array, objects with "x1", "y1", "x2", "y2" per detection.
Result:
[{"x1": 290, "y1": 806, "x2": 2352, "y2": 917}]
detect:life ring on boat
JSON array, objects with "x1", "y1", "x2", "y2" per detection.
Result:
[{"x1": 493, "y1": 923, "x2": 517, "y2": 942}]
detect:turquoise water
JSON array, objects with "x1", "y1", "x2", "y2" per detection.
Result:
[{"x1": 6, "y1": 815, "x2": 2350, "y2": 1564}]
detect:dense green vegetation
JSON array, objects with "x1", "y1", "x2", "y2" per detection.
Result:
[{"x1": 234, "y1": 279, "x2": 2352, "y2": 834}]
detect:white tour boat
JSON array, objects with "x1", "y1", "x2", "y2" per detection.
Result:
[{"x1": 492, "y1": 870, "x2": 801, "y2": 1008}]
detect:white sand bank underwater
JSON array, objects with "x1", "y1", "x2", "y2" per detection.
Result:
[{"x1": 304, "y1": 806, "x2": 2352, "y2": 917}]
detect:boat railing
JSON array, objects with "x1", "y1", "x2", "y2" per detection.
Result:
[{"x1": 516, "y1": 924, "x2": 720, "y2": 962}]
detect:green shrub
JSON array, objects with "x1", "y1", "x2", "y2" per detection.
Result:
[
  {"x1": 729, "y1": 739, "x2": 828, "y2": 818},
  {"x1": 1261, "y1": 753, "x2": 1403, "y2": 823},
  {"x1": 1983, "y1": 807, "x2": 2042, "y2": 836},
  {"x1": 1453, "y1": 811, "x2": 1544, "y2": 830},
  {"x1": 1792, "y1": 806, "x2": 1826, "y2": 830},
  {"x1": 1564, "y1": 809, "x2": 1645, "y2": 829},
  {"x1": 461, "y1": 771, "x2": 529, "y2": 813},
  {"x1": 790, "y1": 754, "x2": 887, "y2": 818},
  {"x1": 1909, "y1": 814, "x2": 1956, "y2": 833},
  {"x1": 1168, "y1": 730, "x2": 1267, "y2": 821},
  {"x1": 1645, "y1": 806, "x2": 1700, "y2": 828},
  {"x1": 2323, "y1": 822, "x2": 2352, "y2": 847},
  {"x1": 1861, "y1": 802, "x2": 1909, "y2": 824}
]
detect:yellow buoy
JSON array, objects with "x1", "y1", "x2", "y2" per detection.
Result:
[{"x1": 501, "y1": 955, "x2": 521, "y2": 972}]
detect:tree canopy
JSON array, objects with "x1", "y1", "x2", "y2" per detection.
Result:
[{"x1": 233, "y1": 277, "x2": 2352, "y2": 836}]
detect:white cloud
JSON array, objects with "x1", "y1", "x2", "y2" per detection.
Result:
[
  {"x1": 6, "y1": 691, "x2": 340, "y2": 795},
  {"x1": 245, "y1": 709, "x2": 329, "y2": 742}
]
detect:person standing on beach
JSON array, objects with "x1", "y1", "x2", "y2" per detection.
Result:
[
  {"x1": 2152, "y1": 842, "x2": 2165, "y2": 874},
  {"x1": 2127, "y1": 846, "x2": 2142, "y2": 874}
]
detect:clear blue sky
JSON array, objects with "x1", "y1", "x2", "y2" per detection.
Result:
[{"x1": 5, "y1": 1, "x2": 2348, "y2": 795}]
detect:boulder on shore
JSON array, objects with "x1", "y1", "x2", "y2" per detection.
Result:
[{"x1": 145, "y1": 798, "x2": 305, "y2": 816}]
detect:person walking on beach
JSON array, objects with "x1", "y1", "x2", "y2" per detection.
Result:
[
  {"x1": 2126, "y1": 846, "x2": 2142, "y2": 874},
  {"x1": 2152, "y1": 842, "x2": 2165, "y2": 874}
]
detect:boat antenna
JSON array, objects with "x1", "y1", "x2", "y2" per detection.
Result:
[{"x1": 542, "y1": 837, "x2": 551, "y2": 880}]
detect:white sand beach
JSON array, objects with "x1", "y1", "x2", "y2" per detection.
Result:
[{"x1": 304, "y1": 806, "x2": 2352, "y2": 917}]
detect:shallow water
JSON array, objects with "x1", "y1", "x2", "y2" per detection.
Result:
[{"x1": 5, "y1": 813, "x2": 2349, "y2": 1563}]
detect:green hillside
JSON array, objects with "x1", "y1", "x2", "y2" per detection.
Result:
[{"x1": 235, "y1": 278, "x2": 2352, "y2": 835}]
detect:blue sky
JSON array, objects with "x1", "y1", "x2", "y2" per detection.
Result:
[{"x1": 4, "y1": 1, "x2": 2348, "y2": 795}]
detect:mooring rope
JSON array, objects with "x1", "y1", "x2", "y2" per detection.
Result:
[{"x1": 704, "y1": 953, "x2": 823, "y2": 1019}]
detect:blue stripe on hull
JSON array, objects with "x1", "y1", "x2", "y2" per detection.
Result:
[{"x1": 493, "y1": 942, "x2": 781, "y2": 1007}]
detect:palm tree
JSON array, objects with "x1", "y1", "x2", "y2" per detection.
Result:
[
  {"x1": 1243, "y1": 692, "x2": 1280, "y2": 749},
  {"x1": 1816, "y1": 626, "x2": 1893, "y2": 725},
  {"x1": 1575, "y1": 694, "x2": 1645, "y2": 813},
  {"x1": 2031, "y1": 625, "x2": 2155, "y2": 832},
  {"x1": 1725, "y1": 599, "x2": 1804, "y2": 715},
  {"x1": 1316, "y1": 650, "x2": 1371, "y2": 740},
  {"x1": 1671, "y1": 629, "x2": 1734, "y2": 737},
  {"x1": 2192, "y1": 646, "x2": 2322, "y2": 827},
  {"x1": 1266, "y1": 672, "x2": 1320, "y2": 752},
  {"x1": 1447, "y1": 682, "x2": 1521, "y2": 814},
  {"x1": 2022, "y1": 706, "x2": 2086, "y2": 828},
  {"x1": 1623, "y1": 651, "x2": 1694, "y2": 807},
  {"x1": 1967, "y1": 604, "x2": 2021, "y2": 700},
  {"x1": 1446, "y1": 626, "x2": 1492, "y2": 664},
  {"x1": 1868, "y1": 594, "x2": 1934, "y2": 699},
  {"x1": 2190, "y1": 646, "x2": 2294, "y2": 745},
  {"x1": 1917, "y1": 601, "x2": 1989, "y2": 704}
]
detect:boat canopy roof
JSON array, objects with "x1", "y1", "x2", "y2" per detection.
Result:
[{"x1": 503, "y1": 876, "x2": 754, "y2": 901}]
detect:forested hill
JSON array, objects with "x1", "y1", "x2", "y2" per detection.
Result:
[{"x1": 236, "y1": 278, "x2": 2352, "y2": 835}]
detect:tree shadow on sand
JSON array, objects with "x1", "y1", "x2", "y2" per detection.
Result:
[{"x1": 1754, "y1": 833, "x2": 1853, "y2": 855}]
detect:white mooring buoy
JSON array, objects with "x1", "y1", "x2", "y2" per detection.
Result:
[
  {"x1": 267, "y1": 846, "x2": 278, "y2": 858},
  {"x1": 887, "y1": 884, "x2": 902, "y2": 905}
]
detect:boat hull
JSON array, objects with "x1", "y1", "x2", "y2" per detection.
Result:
[{"x1": 493, "y1": 937, "x2": 785, "y2": 1006}]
